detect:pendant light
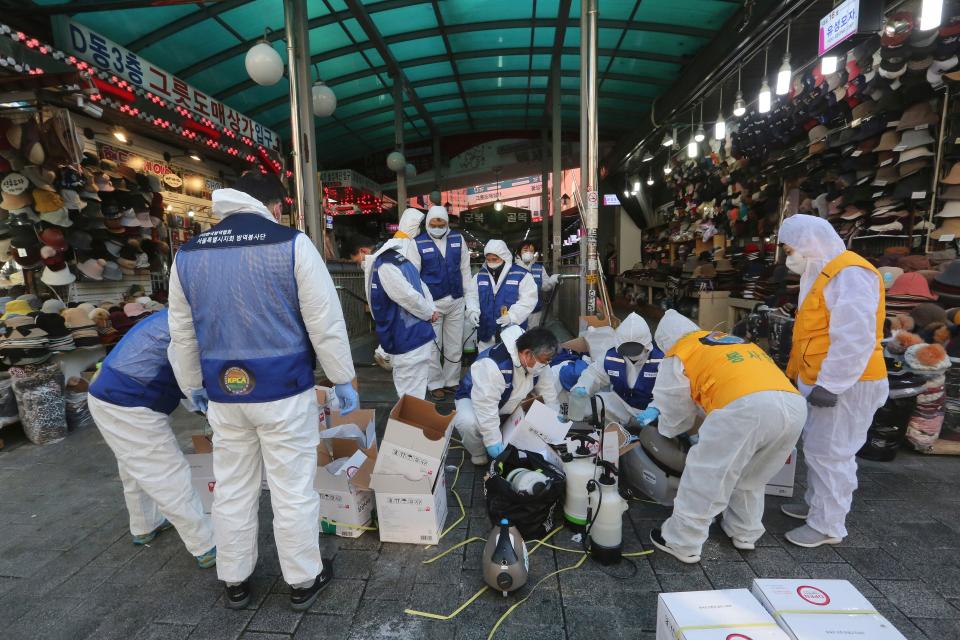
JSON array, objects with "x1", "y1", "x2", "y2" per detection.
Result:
[
  {"x1": 687, "y1": 110, "x2": 698, "y2": 159},
  {"x1": 642, "y1": 150, "x2": 653, "y2": 162},
  {"x1": 494, "y1": 171, "x2": 503, "y2": 211},
  {"x1": 715, "y1": 85, "x2": 726, "y2": 140},
  {"x1": 920, "y1": 0, "x2": 943, "y2": 31},
  {"x1": 661, "y1": 129, "x2": 674, "y2": 147},
  {"x1": 758, "y1": 48, "x2": 772, "y2": 114},
  {"x1": 776, "y1": 23, "x2": 792, "y2": 95},
  {"x1": 311, "y1": 65, "x2": 337, "y2": 117},
  {"x1": 695, "y1": 102, "x2": 705, "y2": 142},
  {"x1": 646, "y1": 169, "x2": 654, "y2": 186},
  {"x1": 663, "y1": 164, "x2": 672, "y2": 175},
  {"x1": 245, "y1": 30, "x2": 283, "y2": 86},
  {"x1": 632, "y1": 179, "x2": 641, "y2": 192},
  {"x1": 733, "y1": 66, "x2": 746, "y2": 117}
]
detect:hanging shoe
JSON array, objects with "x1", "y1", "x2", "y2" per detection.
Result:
[
  {"x1": 132, "y1": 519, "x2": 174, "y2": 545},
  {"x1": 195, "y1": 547, "x2": 217, "y2": 569},
  {"x1": 224, "y1": 579, "x2": 251, "y2": 609},
  {"x1": 650, "y1": 528, "x2": 701, "y2": 564},
  {"x1": 785, "y1": 524, "x2": 842, "y2": 548},
  {"x1": 780, "y1": 503, "x2": 810, "y2": 520},
  {"x1": 289, "y1": 557, "x2": 333, "y2": 611}
]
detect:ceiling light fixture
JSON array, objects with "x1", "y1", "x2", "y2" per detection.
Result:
[
  {"x1": 758, "y1": 48, "x2": 772, "y2": 114},
  {"x1": 733, "y1": 66, "x2": 746, "y2": 116},
  {"x1": 112, "y1": 127, "x2": 128, "y2": 143},
  {"x1": 695, "y1": 102, "x2": 705, "y2": 142},
  {"x1": 776, "y1": 22, "x2": 792, "y2": 95},
  {"x1": 920, "y1": 0, "x2": 943, "y2": 31},
  {"x1": 821, "y1": 54, "x2": 838, "y2": 75},
  {"x1": 715, "y1": 85, "x2": 726, "y2": 140}
]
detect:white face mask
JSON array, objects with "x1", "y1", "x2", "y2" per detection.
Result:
[
  {"x1": 528, "y1": 360, "x2": 548, "y2": 375},
  {"x1": 428, "y1": 225, "x2": 448, "y2": 238},
  {"x1": 786, "y1": 253, "x2": 807, "y2": 275},
  {"x1": 487, "y1": 260, "x2": 504, "y2": 270},
  {"x1": 521, "y1": 251, "x2": 535, "y2": 263}
]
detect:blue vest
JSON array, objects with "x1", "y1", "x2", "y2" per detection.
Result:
[
  {"x1": 370, "y1": 248, "x2": 436, "y2": 355},
  {"x1": 602, "y1": 346, "x2": 664, "y2": 410},
  {"x1": 89, "y1": 310, "x2": 183, "y2": 415},
  {"x1": 529, "y1": 263, "x2": 545, "y2": 312},
  {"x1": 477, "y1": 263, "x2": 529, "y2": 343},
  {"x1": 416, "y1": 230, "x2": 464, "y2": 300},
  {"x1": 455, "y1": 343, "x2": 538, "y2": 410},
  {"x1": 175, "y1": 213, "x2": 315, "y2": 404}
]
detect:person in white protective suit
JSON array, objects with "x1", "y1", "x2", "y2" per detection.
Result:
[
  {"x1": 570, "y1": 312, "x2": 664, "y2": 426},
  {"x1": 414, "y1": 205, "x2": 474, "y2": 400},
  {"x1": 645, "y1": 310, "x2": 807, "y2": 563},
  {"x1": 168, "y1": 172, "x2": 358, "y2": 612},
  {"x1": 778, "y1": 215, "x2": 888, "y2": 548},
  {"x1": 466, "y1": 239, "x2": 538, "y2": 352},
  {"x1": 88, "y1": 309, "x2": 216, "y2": 569},
  {"x1": 364, "y1": 208, "x2": 438, "y2": 400},
  {"x1": 453, "y1": 326, "x2": 561, "y2": 464},
  {"x1": 515, "y1": 241, "x2": 559, "y2": 328}
]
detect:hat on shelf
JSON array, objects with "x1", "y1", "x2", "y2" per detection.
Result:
[
  {"x1": 41, "y1": 263, "x2": 75, "y2": 287},
  {"x1": 878, "y1": 266, "x2": 904, "y2": 288},
  {"x1": 76, "y1": 258, "x2": 105, "y2": 281}
]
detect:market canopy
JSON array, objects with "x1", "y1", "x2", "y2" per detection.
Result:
[{"x1": 27, "y1": 0, "x2": 747, "y2": 164}]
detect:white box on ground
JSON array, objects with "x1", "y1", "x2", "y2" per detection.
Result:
[
  {"x1": 185, "y1": 453, "x2": 215, "y2": 515},
  {"x1": 370, "y1": 472, "x2": 448, "y2": 545},
  {"x1": 751, "y1": 579, "x2": 907, "y2": 640},
  {"x1": 501, "y1": 399, "x2": 568, "y2": 468},
  {"x1": 315, "y1": 408, "x2": 378, "y2": 538},
  {"x1": 764, "y1": 448, "x2": 797, "y2": 497},
  {"x1": 373, "y1": 395, "x2": 454, "y2": 481},
  {"x1": 657, "y1": 589, "x2": 790, "y2": 640}
]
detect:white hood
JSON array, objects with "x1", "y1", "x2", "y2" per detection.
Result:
[
  {"x1": 614, "y1": 312, "x2": 653, "y2": 350},
  {"x1": 483, "y1": 239, "x2": 513, "y2": 265},
  {"x1": 778, "y1": 214, "x2": 847, "y2": 304},
  {"x1": 426, "y1": 205, "x2": 448, "y2": 226},
  {"x1": 654, "y1": 309, "x2": 700, "y2": 353},
  {"x1": 212, "y1": 188, "x2": 274, "y2": 221},
  {"x1": 372, "y1": 208, "x2": 424, "y2": 264}
]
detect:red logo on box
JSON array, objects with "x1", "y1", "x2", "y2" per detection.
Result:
[
  {"x1": 796, "y1": 585, "x2": 831, "y2": 606},
  {"x1": 727, "y1": 634, "x2": 753, "y2": 640},
  {"x1": 207, "y1": 481, "x2": 216, "y2": 492}
]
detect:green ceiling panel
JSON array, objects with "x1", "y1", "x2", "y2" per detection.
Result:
[
  {"x1": 404, "y1": 61, "x2": 455, "y2": 83},
  {"x1": 424, "y1": 98, "x2": 466, "y2": 113},
  {"x1": 258, "y1": 104, "x2": 294, "y2": 128},
  {"x1": 227, "y1": 82, "x2": 289, "y2": 113},
  {"x1": 331, "y1": 95, "x2": 393, "y2": 119},
  {"x1": 440, "y1": 0, "x2": 532, "y2": 25},
  {"x1": 219, "y1": 0, "x2": 289, "y2": 40},
  {"x1": 468, "y1": 94, "x2": 534, "y2": 107},
  {"x1": 602, "y1": 56, "x2": 681, "y2": 79},
  {"x1": 389, "y1": 37, "x2": 446, "y2": 62},
  {"x1": 600, "y1": 80, "x2": 660, "y2": 96},
  {"x1": 536, "y1": 0, "x2": 560, "y2": 17},
  {"x1": 308, "y1": 23, "x2": 356, "y2": 55},
  {"x1": 139, "y1": 22, "x2": 239, "y2": 72},
  {"x1": 456, "y1": 55, "x2": 532, "y2": 75},
  {"x1": 529, "y1": 76, "x2": 548, "y2": 88},
  {"x1": 322, "y1": 52, "x2": 379, "y2": 82},
  {"x1": 433, "y1": 113, "x2": 469, "y2": 125},
  {"x1": 347, "y1": 110, "x2": 396, "y2": 132},
  {"x1": 461, "y1": 76, "x2": 533, "y2": 93},
  {"x1": 614, "y1": 31, "x2": 707, "y2": 56},
  {"x1": 75, "y1": 5, "x2": 197, "y2": 46},
  {"x1": 415, "y1": 82, "x2": 461, "y2": 98},
  {"x1": 449, "y1": 29, "x2": 532, "y2": 52},
  {"x1": 187, "y1": 55, "x2": 249, "y2": 93},
  {"x1": 370, "y1": 3, "x2": 437, "y2": 37},
  {"x1": 340, "y1": 18, "x2": 368, "y2": 42},
  {"x1": 334, "y1": 75, "x2": 389, "y2": 100},
  {"x1": 635, "y1": 1, "x2": 735, "y2": 30}
]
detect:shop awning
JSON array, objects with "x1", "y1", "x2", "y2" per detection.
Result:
[{"x1": 25, "y1": 0, "x2": 748, "y2": 164}]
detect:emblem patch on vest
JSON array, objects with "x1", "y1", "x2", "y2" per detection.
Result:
[
  {"x1": 699, "y1": 331, "x2": 745, "y2": 346},
  {"x1": 221, "y1": 366, "x2": 255, "y2": 396}
]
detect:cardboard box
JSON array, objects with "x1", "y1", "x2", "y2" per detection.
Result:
[
  {"x1": 193, "y1": 434, "x2": 269, "y2": 492},
  {"x1": 501, "y1": 399, "x2": 568, "y2": 468},
  {"x1": 657, "y1": 589, "x2": 790, "y2": 640},
  {"x1": 373, "y1": 395, "x2": 454, "y2": 481},
  {"x1": 764, "y1": 448, "x2": 797, "y2": 497},
  {"x1": 751, "y1": 579, "x2": 907, "y2": 640},
  {"x1": 370, "y1": 471, "x2": 448, "y2": 545},
  {"x1": 579, "y1": 314, "x2": 620, "y2": 330},
  {"x1": 185, "y1": 453, "x2": 215, "y2": 515},
  {"x1": 315, "y1": 408, "x2": 378, "y2": 538}
]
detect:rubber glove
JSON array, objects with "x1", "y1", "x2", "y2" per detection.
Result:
[
  {"x1": 547, "y1": 274, "x2": 560, "y2": 286},
  {"x1": 486, "y1": 442, "x2": 505, "y2": 459},
  {"x1": 466, "y1": 308, "x2": 481, "y2": 327},
  {"x1": 807, "y1": 385, "x2": 838, "y2": 408},
  {"x1": 634, "y1": 406, "x2": 660, "y2": 426},
  {"x1": 335, "y1": 382, "x2": 359, "y2": 415},
  {"x1": 571, "y1": 386, "x2": 588, "y2": 399},
  {"x1": 495, "y1": 315, "x2": 511, "y2": 327},
  {"x1": 191, "y1": 389, "x2": 209, "y2": 414}
]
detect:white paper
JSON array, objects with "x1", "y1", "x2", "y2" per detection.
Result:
[{"x1": 523, "y1": 401, "x2": 574, "y2": 445}]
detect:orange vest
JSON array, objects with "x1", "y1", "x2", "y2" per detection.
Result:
[
  {"x1": 666, "y1": 330, "x2": 799, "y2": 414},
  {"x1": 785, "y1": 251, "x2": 886, "y2": 386}
]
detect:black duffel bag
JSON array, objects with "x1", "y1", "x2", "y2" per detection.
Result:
[{"x1": 484, "y1": 445, "x2": 565, "y2": 540}]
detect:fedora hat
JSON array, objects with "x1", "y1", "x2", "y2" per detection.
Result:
[
  {"x1": 897, "y1": 101, "x2": 939, "y2": 130},
  {"x1": 932, "y1": 217, "x2": 960, "y2": 240},
  {"x1": 938, "y1": 201, "x2": 960, "y2": 217},
  {"x1": 101, "y1": 260, "x2": 122, "y2": 281},
  {"x1": 76, "y1": 258, "x2": 105, "y2": 281}
]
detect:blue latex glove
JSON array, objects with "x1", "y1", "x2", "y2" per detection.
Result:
[
  {"x1": 634, "y1": 406, "x2": 660, "y2": 426},
  {"x1": 335, "y1": 383, "x2": 359, "y2": 415},
  {"x1": 191, "y1": 389, "x2": 209, "y2": 414},
  {"x1": 571, "y1": 386, "x2": 587, "y2": 398},
  {"x1": 486, "y1": 442, "x2": 505, "y2": 459}
]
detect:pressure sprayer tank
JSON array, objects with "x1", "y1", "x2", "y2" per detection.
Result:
[
  {"x1": 561, "y1": 433, "x2": 597, "y2": 531},
  {"x1": 482, "y1": 518, "x2": 529, "y2": 597},
  {"x1": 587, "y1": 462, "x2": 628, "y2": 565}
]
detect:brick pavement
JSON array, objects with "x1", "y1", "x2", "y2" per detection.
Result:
[{"x1": 2, "y1": 386, "x2": 960, "y2": 639}]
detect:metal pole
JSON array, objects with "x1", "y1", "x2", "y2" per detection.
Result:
[
  {"x1": 540, "y1": 128, "x2": 550, "y2": 263},
  {"x1": 551, "y1": 65, "x2": 562, "y2": 276},
  {"x1": 393, "y1": 79, "x2": 406, "y2": 210},
  {"x1": 926, "y1": 85, "x2": 950, "y2": 254},
  {"x1": 433, "y1": 134, "x2": 441, "y2": 196},
  {"x1": 284, "y1": 0, "x2": 322, "y2": 250},
  {"x1": 582, "y1": 0, "x2": 599, "y2": 315}
]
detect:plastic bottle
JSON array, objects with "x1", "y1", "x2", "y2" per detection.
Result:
[
  {"x1": 568, "y1": 387, "x2": 590, "y2": 422},
  {"x1": 561, "y1": 433, "x2": 597, "y2": 530},
  {"x1": 587, "y1": 461, "x2": 628, "y2": 565}
]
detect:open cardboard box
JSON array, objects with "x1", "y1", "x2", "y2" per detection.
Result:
[
  {"x1": 185, "y1": 453, "x2": 215, "y2": 515},
  {"x1": 373, "y1": 394, "x2": 454, "y2": 481},
  {"x1": 315, "y1": 408, "x2": 377, "y2": 538},
  {"x1": 370, "y1": 471, "x2": 448, "y2": 545},
  {"x1": 579, "y1": 314, "x2": 620, "y2": 331}
]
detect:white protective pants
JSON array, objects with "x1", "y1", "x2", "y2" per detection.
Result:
[
  {"x1": 428, "y1": 296, "x2": 465, "y2": 391},
  {"x1": 392, "y1": 341, "x2": 433, "y2": 400},
  {"x1": 453, "y1": 397, "x2": 490, "y2": 458},
  {"x1": 89, "y1": 396, "x2": 215, "y2": 556},
  {"x1": 800, "y1": 379, "x2": 887, "y2": 539},
  {"x1": 662, "y1": 391, "x2": 807, "y2": 556},
  {"x1": 207, "y1": 388, "x2": 321, "y2": 585}
]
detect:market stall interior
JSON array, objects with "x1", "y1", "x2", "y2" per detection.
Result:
[{"x1": 2, "y1": 1, "x2": 960, "y2": 639}]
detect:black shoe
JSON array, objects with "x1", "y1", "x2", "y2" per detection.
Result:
[
  {"x1": 289, "y1": 558, "x2": 333, "y2": 611},
  {"x1": 224, "y1": 579, "x2": 251, "y2": 609}
]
